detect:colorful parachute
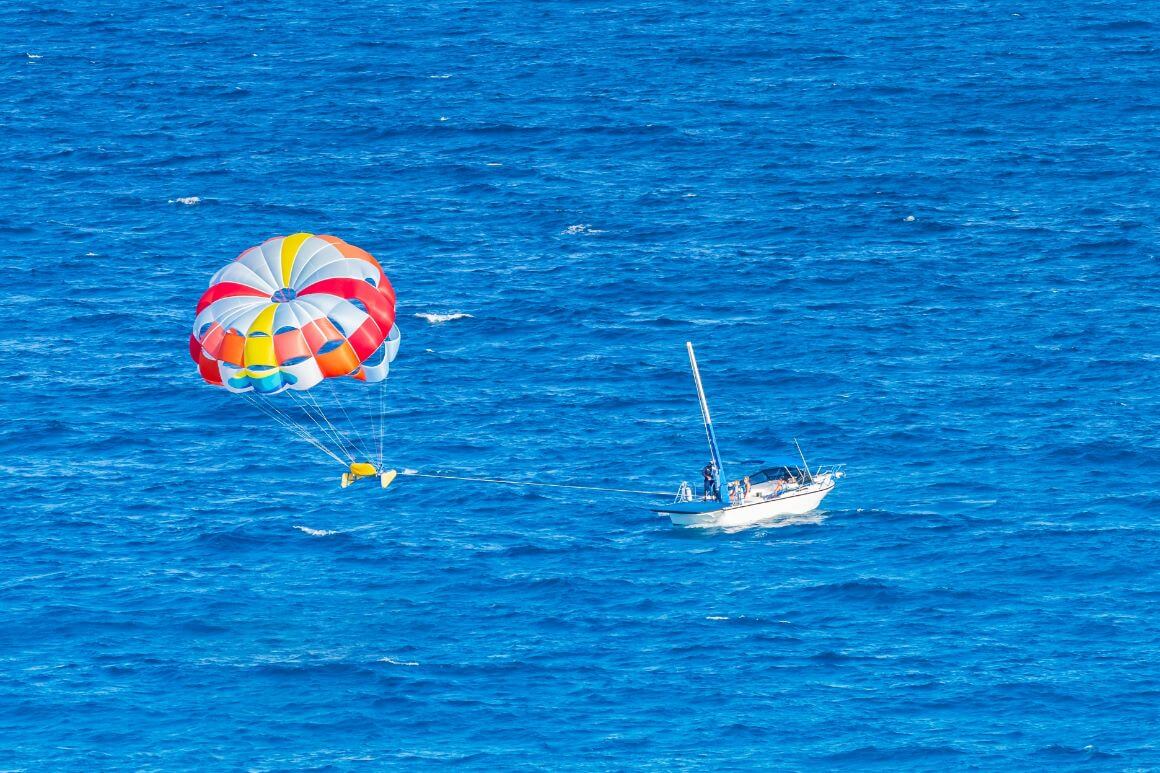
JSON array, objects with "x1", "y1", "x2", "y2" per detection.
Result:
[
  {"x1": 191, "y1": 234, "x2": 401, "y2": 479},
  {"x1": 191, "y1": 233, "x2": 400, "y2": 393}
]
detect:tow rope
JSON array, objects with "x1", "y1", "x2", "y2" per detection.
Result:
[{"x1": 398, "y1": 470, "x2": 672, "y2": 497}]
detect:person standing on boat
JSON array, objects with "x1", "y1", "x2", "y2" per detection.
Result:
[{"x1": 702, "y1": 462, "x2": 718, "y2": 500}]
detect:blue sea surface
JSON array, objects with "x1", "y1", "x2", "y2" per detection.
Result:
[{"x1": 2, "y1": 1, "x2": 1159, "y2": 768}]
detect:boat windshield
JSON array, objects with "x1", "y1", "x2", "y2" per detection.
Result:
[{"x1": 747, "y1": 465, "x2": 805, "y2": 485}]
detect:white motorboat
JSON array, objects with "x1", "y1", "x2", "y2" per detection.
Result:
[{"x1": 652, "y1": 343, "x2": 844, "y2": 528}]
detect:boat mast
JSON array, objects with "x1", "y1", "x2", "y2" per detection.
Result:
[{"x1": 687, "y1": 342, "x2": 727, "y2": 503}]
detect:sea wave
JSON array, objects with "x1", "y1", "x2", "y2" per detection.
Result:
[
  {"x1": 293, "y1": 525, "x2": 336, "y2": 537},
  {"x1": 414, "y1": 312, "x2": 473, "y2": 324}
]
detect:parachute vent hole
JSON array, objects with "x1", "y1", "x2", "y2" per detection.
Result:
[
  {"x1": 318, "y1": 339, "x2": 345, "y2": 354},
  {"x1": 348, "y1": 299, "x2": 368, "y2": 314}
]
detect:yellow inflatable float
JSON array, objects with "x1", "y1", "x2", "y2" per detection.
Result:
[{"x1": 340, "y1": 463, "x2": 397, "y2": 489}]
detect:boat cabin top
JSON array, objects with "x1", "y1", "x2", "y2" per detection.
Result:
[{"x1": 746, "y1": 464, "x2": 809, "y2": 486}]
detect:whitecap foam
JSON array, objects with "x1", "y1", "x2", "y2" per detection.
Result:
[
  {"x1": 169, "y1": 196, "x2": 201, "y2": 205},
  {"x1": 705, "y1": 615, "x2": 729, "y2": 621},
  {"x1": 26, "y1": 53, "x2": 42, "y2": 60},
  {"x1": 562, "y1": 224, "x2": 604, "y2": 235},
  {"x1": 294, "y1": 525, "x2": 336, "y2": 537},
  {"x1": 378, "y1": 657, "x2": 419, "y2": 666},
  {"x1": 414, "y1": 312, "x2": 472, "y2": 324}
]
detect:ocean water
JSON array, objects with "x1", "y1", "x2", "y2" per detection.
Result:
[{"x1": 2, "y1": 0, "x2": 1159, "y2": 768}]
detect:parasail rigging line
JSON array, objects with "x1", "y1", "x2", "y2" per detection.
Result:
[
  {"x1": 291, "y1": 390, "x2": 349, "y2": 459},
  {"x1": 377, "y1": 379, "x2": 388, "y2": 472},
  {"x1": 258, "y1": 398, "x2": 343, "y2": 464},
  {"x1": 286, "y1": 391, "x2": 350, "y2": 462},
  {"x1": 291, "y1": 390, "x2": 358, "y2": 463},
  {"x1": 323, "y1": 377, "x2": 376, "y2": 463},
  {"x1": 242, "y1": 393, "x2": 346, "y2": 466}
]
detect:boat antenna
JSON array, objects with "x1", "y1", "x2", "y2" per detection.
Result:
[
  {"x1": 793, "y1": 437, "x2": 814, "y2": 483},
  {"x1": 687, "y1": 342, "x2": 727, "y2": 503}
]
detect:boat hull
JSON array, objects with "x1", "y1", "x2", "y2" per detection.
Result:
[{"x1": 654, "y1": 481, "x2": 834, "y2": 528}]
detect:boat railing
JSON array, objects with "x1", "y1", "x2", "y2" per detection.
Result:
[
  {"x1": 812, "y1": 464, "x2": 845, "y2": 479},
  {"x1": 674, "y1": 482, "x2": 721, "y2": 503}
]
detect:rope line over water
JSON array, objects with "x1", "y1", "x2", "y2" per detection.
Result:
[{"x1": 398, "y1": 470, "x2": 672, "y2": 497}]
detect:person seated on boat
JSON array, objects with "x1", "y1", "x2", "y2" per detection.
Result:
[{"x1": 742, "y1": 476, "x2": 751, "y2": 499}]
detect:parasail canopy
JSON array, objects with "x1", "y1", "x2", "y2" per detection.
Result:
[{"x1": 191, "y1": 233, "x2": 400, "y2": 393}]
